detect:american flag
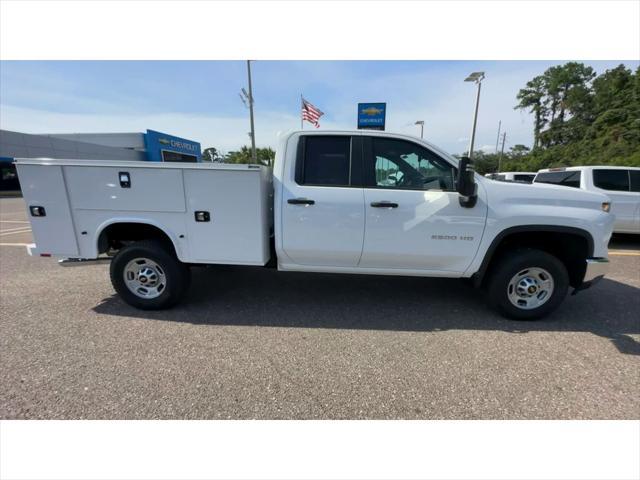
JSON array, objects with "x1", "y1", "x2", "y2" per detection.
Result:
[{"x1": 301, "y1": 97, "x2": 324, "y2": 128}]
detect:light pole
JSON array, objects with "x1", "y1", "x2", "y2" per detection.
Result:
[
  {"x1": 464, "y1": 71, "x2": 485, "y2": 159},
  {"x1": 246, "y1": 60, "x2": 257, "y2": 163},
  {"x1": 415, "y1": 120, "x2": 425, "y2": 139}
]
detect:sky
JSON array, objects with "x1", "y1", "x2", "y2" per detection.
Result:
[{"x1": 1, "y1": 60, "x2": 638, "y2": 155}]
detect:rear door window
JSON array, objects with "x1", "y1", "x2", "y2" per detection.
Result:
[
  {"x1": 534, "y1": 171, "x2": 581, "y2": 188},
  {"x1": 593, "y1": 169, "x2": 630, "y2": 191},
  {"x1": 298, "y1": 136, "x2": 351, "y2": 186}
]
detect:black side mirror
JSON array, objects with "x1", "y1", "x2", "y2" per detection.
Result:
[{"x1": 457, "y1": 156, "x2": 478, "y2": 208}]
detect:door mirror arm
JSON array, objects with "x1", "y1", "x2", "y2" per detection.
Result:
[{"x1": 457, "y1": 156, "x2": 478, "y2": 208}]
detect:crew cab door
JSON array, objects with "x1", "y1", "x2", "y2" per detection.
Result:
[
  {"x1": 280, "y1": 134, "x2": 365, "y2": 266},
  {"x1": 359, "y1": 136, "x2": 486, "y2": 273}
]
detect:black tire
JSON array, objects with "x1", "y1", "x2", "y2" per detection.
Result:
[
  {"x1": 486, "y1": 248, "x2": 569, "y2": 320},
  {"x1": 109, "y1": 240, "x2": 190, "y2": 310}
]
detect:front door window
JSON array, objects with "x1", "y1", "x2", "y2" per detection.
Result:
[{"x1": 367, "y1": 137, "x2": 456, "y2": 191}]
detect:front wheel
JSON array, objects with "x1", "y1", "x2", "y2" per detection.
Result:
[
  {"x1": 110, "y1": 240, "x2": 190, "y2": 310},
  {"x1": 486, "y1": 248, "x2": 569, "y2": 320}
]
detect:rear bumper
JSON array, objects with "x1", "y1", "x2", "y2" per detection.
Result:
[{"x1": 575, "y1": 257, "x2": 609, "y2": 292}]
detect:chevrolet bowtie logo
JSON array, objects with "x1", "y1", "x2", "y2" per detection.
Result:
[
  {"x1": 158, "y1": 138, "x2": 170, "y2": 145},
  {"x1": 361, "y1": 107, "x2": 383, "y2": 116}
]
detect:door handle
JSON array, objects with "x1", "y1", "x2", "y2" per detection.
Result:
[
  {"x1": 370, "y1": 201, "x2": 398, "y2": 208},
  {"x1": 288, "y1": 198, "x2": 315, "y2": 206},
  {"x1": 119, "y1": 171, "x2": 131, "y2": 188}
]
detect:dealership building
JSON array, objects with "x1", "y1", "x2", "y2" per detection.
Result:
[{"x1": 0, "y1": 129, "x2": 202, "y2": 191}]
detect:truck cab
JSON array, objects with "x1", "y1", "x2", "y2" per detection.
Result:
[
  {"x1": 274, "y1": 131, "x2": 486, "y2": 275},
  {"x1": 534, "y1": 166, "x2": 640, "y2": 234}
]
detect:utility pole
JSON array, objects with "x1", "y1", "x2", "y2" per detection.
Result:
[
  {"x1": 247, "y1": 60, "x2": 257, "y2": 163},
  {"x1": 415, "y1": 120, "x2": 425, "y2": 139},
  {"x1": 498, "y1": 131, "x2": 506, "y2": 172},
  {"x1": 495, "y1": 120, "x2": 502, "y2": 152}
]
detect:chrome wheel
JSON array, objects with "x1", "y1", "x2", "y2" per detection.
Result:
[
  {"x1": 507, "y1": 267, "x2": 555, "y2": 310},
  {"x1": 123, "y1": 257, "x2": 166, "y2": 299}
]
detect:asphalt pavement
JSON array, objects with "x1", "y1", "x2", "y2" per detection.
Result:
[{"x1": 1, "y1": 196, "x2": 639, "y2": 419}]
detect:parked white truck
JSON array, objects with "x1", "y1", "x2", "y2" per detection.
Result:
[{"x1": 15, "y1": 130, "x2": 614, "y2": 320}]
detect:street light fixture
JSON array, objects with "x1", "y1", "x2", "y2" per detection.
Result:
[
  {"x1": 414, "y1": 120, "x2": 425, "y2": 139},
  {"x1": 464, "y1": 71, "x2": 485, "y2": 160}
]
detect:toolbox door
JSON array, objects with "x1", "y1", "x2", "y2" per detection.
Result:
[{"x1": 16, "y1": 164, "x2": 79, "y2": 256}]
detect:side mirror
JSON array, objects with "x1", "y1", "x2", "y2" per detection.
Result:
[{"x1": 457, "y1": 156, "x2": 478, "y2": 208}]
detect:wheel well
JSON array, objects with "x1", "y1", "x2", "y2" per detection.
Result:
[
  {"x1": 98, "y1": 223, "x2": 176, "y2": 256},
  {"x1": 478, "y1": 229, "x2": 592, "y2": 288}
]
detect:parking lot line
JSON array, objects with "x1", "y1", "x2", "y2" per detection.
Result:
[
  {"x1": 0, "y1": 220, "x2": 30, "y2": 224},
  {"x1": 0, "y1": 243, "x2": 31, "y2": 247},
  {"x1": 0, "y1": 229, "x2": 32, "y2": 237},
  {"x1": 0, "y1": 226, "x2": 31, "y2": 233},
  {"x1": 608, "y1": 251, "x2": 640, "y2": 256}
]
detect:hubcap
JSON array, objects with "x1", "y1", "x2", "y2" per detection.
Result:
[
  {"x1": 507, "y1": 267, "x2": 554, "y2": 310},
  {"x1": 123, "y1": 258, "x2": 166, "y2": 299}
]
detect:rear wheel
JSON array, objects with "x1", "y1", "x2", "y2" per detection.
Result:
[
  {"x1": 110, "y1": 240, "x2": 190, "y2": 310},
  {"x1": 487, "y1": 248, "x2": 569, "y2": 320}
]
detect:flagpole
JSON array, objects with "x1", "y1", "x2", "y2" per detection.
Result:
[
  {"x1": 247, "y1": 60, "x2": 257, "y2": 163},
  {"x1": 300, "y1": 94, "x2": 304, "y2": 130}
]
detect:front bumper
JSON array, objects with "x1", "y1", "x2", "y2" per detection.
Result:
[
  {"x1": 584, "y1": 257, "x2": 609, "y2": 283},
  {"x1": 574, "y1": 257, "x2": 609, "y2": 292}
]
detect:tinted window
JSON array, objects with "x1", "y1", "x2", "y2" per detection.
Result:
[
  {"x1": 593, "y1": 169, "x2": 630, "y2": 191},
  {"x1": 534, "y1": 171, "x2": 581, "y2": 188},
  {"x1": 0, "y1": 164, "x2": 20, "y2": 191},
  {"x1": 514, "y1": 174, "x2": 535, "y2": 183},
  {"x1": 630, "y1": 170, "x2": 640, "y2": 192},
  {"x1": 302, "y1": 136, "x2": 351, "y2": 186},
  {"x1": 162, "y1": 151, "x2": 197, "y2": 163},
  {"x1": 367, "y1": 138, "x2": 455, "y2": 191}
]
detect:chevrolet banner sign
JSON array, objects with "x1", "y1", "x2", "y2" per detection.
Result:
[
  {"x1": 357, "y1": 102, "x2": 386, "y2": 130},
  {"x1": 144, "y1": 129, "x2": 201, "y2": 162}
]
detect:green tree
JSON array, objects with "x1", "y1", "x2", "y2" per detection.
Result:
[
  {"x1": 224, "y1": 146, "x2": 275, "y2": 166},
  {"x1": 515, "y1": 76, "x2": 547, "y2": 148},
  {"x1": 509, "y1": 144, "x2": 530, "y2": 156},
  {"x1": 202, "y1": 147, "x2": 222, "y2": 162},
  {"x1": 508, "y1": 62, "x2": 640, "y2": 170}
]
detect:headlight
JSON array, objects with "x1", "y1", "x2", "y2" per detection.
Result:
[{"x1": 601, "y1": 202, "x2": 611, "y2": 213}]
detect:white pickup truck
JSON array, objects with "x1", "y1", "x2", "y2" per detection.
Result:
[{"x1": 15, "y1": 130, "x2": 614, "y2": 320}]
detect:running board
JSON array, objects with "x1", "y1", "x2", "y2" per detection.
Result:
[{"x1": 58, "y1": 257, "x2": 112, "y2": 267}]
